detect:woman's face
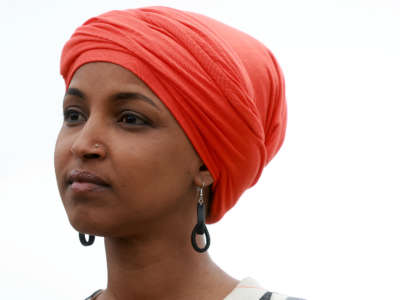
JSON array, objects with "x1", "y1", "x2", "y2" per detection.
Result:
[{"x1": 54, "y1": 62, "x2": 205, "y2": 237}]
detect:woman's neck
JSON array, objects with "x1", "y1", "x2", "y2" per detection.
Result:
[{"x1": 99, "y1": 232, "x2": 238, "y2": 300}]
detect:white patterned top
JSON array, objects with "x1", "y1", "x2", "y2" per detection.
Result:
[
  {"x1": 85, "y1": 277, "x2": 306, "y2": 300},
  {"x1": 223, "y1": 277, "x2": 305, "y2": 300}
]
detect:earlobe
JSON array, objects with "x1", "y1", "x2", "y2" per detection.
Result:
[{"x1": 194, "y1": 165, "x2": 214, "y2": 187}]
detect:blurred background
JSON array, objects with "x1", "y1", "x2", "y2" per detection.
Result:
[{"x1": 1, "y1": 0, "x2": 399, "y2": 299}]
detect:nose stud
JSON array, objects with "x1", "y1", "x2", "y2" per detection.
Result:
[{"x1": 70, "y1": 143, "x2": 103, "y2": 156}]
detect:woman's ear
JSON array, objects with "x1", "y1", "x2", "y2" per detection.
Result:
[
  {"x1": 194, "y1": 163, "x2": 213, "y2": 187},
  {"x1": 194, "y1": 163, "x2": 214, "y2": 218}
]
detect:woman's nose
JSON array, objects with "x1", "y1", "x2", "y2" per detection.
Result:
[
  {"x1": 69, "y1": 118, "x2": 107, "y2": 160},
  {"x1": 71, "y1": 143, "x2": 106, "y2": 160}
]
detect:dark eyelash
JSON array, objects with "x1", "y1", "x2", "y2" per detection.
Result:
[
  {"x1": 118, "y1": 112, "x2": 148, "y2": 126},
  {"x1": 63, "y1": 109, "x2": 85, "y2": 122},
  {"x1": 63, "y1": 109, "x2": 150, "y2": 127}
]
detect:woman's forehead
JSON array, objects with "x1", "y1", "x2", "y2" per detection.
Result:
[
  {"x1": 71, "y1": 62, "x2": 151, "y2": 90},
  {"x1": 68, "y1": 62, "x2": 166, "y2": 110}
]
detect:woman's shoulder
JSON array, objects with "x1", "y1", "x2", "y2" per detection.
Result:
[{"x1": 224, "y1": 277, "x2": 306, "y2": 300}]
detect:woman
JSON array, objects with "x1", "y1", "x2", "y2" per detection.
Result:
[{"x1": 54, "y1": 6, "x2": 302, "y2": 300}]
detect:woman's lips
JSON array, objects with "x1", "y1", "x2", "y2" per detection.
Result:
[
  {"x1": 67, "y1": 169, "x2": 111, "y2": 193},
  {"x1": 70, "y1": 182, "x2": 110, "y2": 193}
]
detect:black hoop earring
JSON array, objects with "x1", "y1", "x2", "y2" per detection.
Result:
[
  {"x1": 79, "y1": 232, "x2": 95, "y2": 246},
  {"x1": 191, "y1": 183, "x2": 210, "y2": 253}
]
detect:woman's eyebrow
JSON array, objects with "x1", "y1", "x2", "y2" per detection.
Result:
[
  {"x1": 64, "y1": 87, "x2": 160, "y2": 111},
  {"x1": 113, "y1": 92, "x2": 160, "y2": 111},
  {"x1": 65, "y1": 87, "x2": 85, "y2": 99}
]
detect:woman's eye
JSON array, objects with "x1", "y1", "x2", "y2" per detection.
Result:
[
  {"x1": 119, "y1": 112, "x2": 147, "y2": 126},
  {"x1": 63, "y1": 109, "x2": 85, "y2": 123},
  {"x1": 63, "y1": 109, "x2": 147, "y2": 127}
]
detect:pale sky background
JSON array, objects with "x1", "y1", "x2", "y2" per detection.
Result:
[{"x1": 1, "y1": 0, "x2": 399, "y2": 299}]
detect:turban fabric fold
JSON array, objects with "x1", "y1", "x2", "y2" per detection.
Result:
[{"x1": 60, "y1": 6, "x2": 287, "y2": 224}]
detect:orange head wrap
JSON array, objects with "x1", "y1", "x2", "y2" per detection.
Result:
[{"x1": 60, "y1": 6, "x2": 287, "y2": 224}]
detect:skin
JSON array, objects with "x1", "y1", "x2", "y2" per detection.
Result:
[{"x1": 54, "y1": 62, "x2": 238, "y2": 300}]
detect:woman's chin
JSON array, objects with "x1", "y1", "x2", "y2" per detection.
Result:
[
  {"x1": 67, "y1": 210, "x2": 102, "y2": 235},
  {"x1": 70, "y1": 221, "x2": 95, "y2": 236}
]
